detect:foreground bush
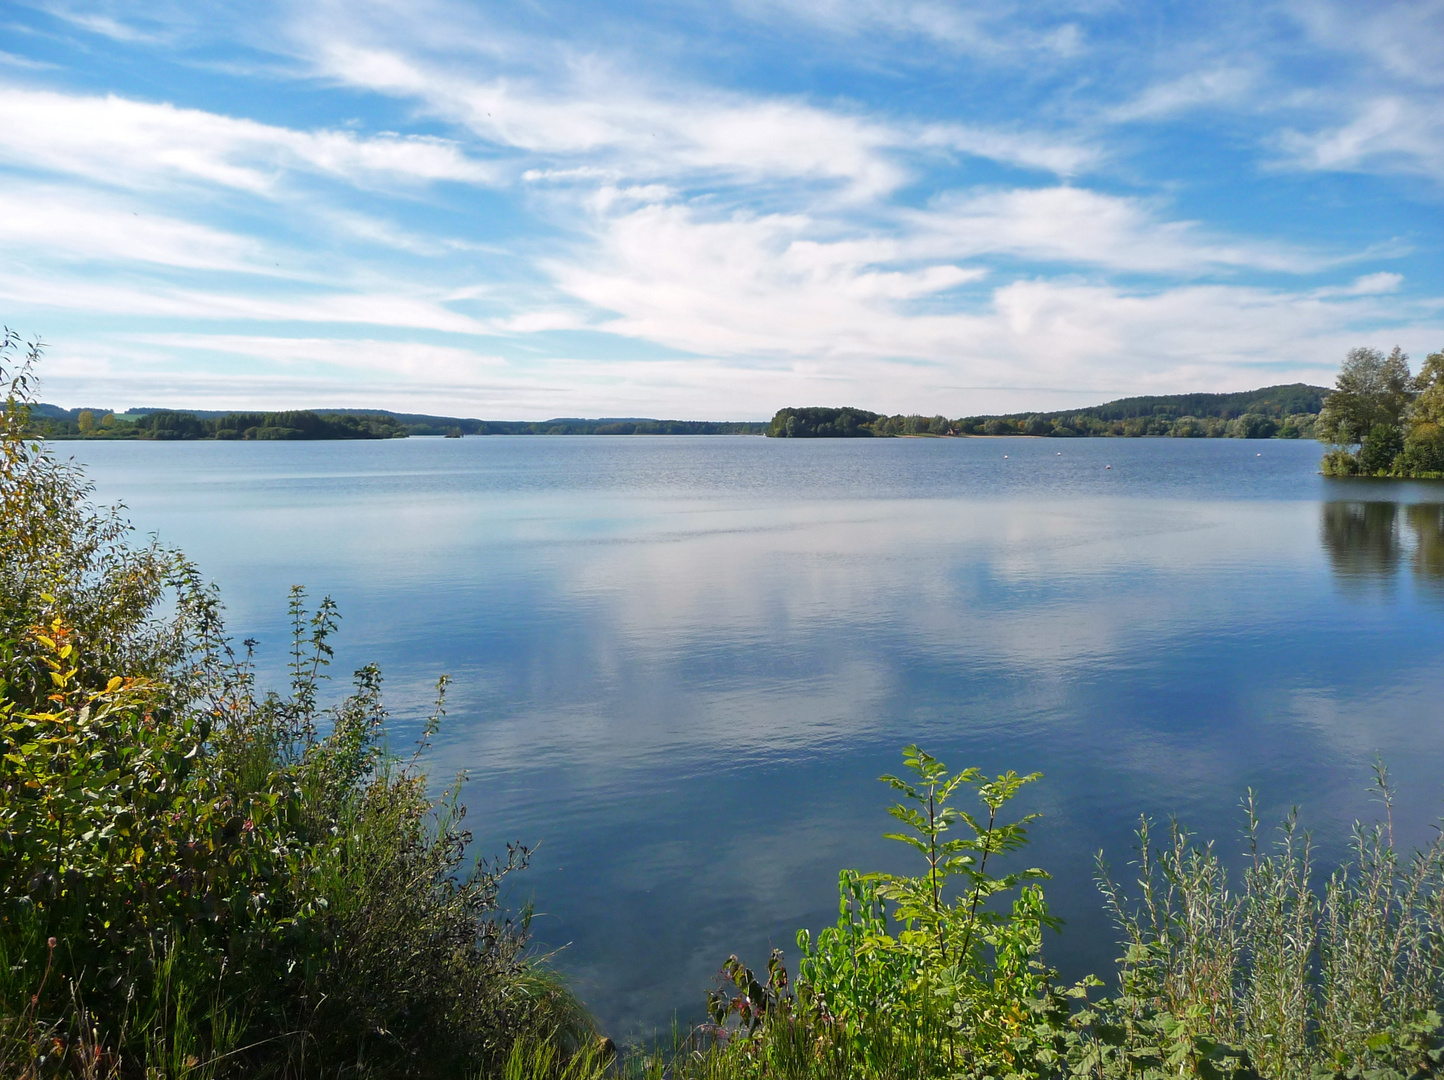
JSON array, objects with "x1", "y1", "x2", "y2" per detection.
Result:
[
  {"x1": 667, "y1": 750, "x2": 1444, "y2": 1080},
  {"x1": 0, "y1": 331, "x2": 587, "y2": 1078}
]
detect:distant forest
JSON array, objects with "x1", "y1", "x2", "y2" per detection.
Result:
[
  {"x1": 25, "y1": 404, "x2": 767, "y2": 440},
  {"x1": 769, "y1": 383, "x2": 1328, "y2": 439},
  {"x1": 26, "y1": 383, "x2": 1327, "y2": 442}
]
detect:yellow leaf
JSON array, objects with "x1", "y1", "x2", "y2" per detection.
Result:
[{"x1": 106, "y1": 676, "x2": 123, "y2": 693}]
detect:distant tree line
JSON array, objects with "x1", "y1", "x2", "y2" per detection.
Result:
[
  {"x1": 26, "y1": 408, "x2": 409, "y2": 440},
  {"x1": 1317, "y1": 345, "x2": 1444, "y2": 477},
  {"x1": 768, "y1": 384, "x2": 1328, "y2": 439},
  {"x1": 26, "y1": 405, "x2": 767, "y2": 440},
  {"x1": 468, "y1": 419, "x2": 766, "y2": 435},
  {"x1": 768, "y1": 407, "x2": 884, "y2": 437}
]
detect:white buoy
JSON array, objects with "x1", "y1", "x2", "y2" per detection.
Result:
[
  {"x1": 1057, "y1": 452, "x2": 1062, "y2": 456},
  {"x1": 1003, "y1": 455, "x2": 1009, "y2": 459},
  {"x1": 1105, "y1": 465, "x2": 1112, "y2": 469},
  {"x1": 1257, "y1": 453, "x2": 1262, "y2": 457}
]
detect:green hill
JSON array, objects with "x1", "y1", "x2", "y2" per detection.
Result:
[{"x1": 767, "y1": 384, "x2": 1330, "y2": 439}]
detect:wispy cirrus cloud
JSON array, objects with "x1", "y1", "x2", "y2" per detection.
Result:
[
  {"x1": 0, "y1": 270, "x2": 488, "y2": 334},
  {"x1": 0, "y1": 183, "x2": 271, "y2": 272},
  {"x1": 901, "y1": 186, "x2": 1358, "y2": 275},
  {"x1": 1107, "y1": 67, "x2": 1259, "y2": 123},
  {"x1": 1265, "y1": 1, "x2": 1444, "y2": 183},
  {"x1": 132, "y1": 333, "x2": 508, "y2": 381},
  {"x1": 731, "y1": 0, "x2": 1087, "y2": 59},
  {"x1": 1290, "y1": 0, "x2": 1444, "y2": 87},
  {"x1": 1281, "y1": 96, "x2": 1444, "y2": 182},
  {"x1": 0, "y1": 0, "x2": 1437, "y2": 417},
  {"x1": 300, "y1": 28, "x2": 1097, "y2": 199},
  {"x1": 0, "y1": 86, "x2": 497, "y2": 194},
  {"x1": 36, "y1": 4, "x2": 159, "y2": 43}
]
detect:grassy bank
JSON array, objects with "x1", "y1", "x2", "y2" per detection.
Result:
[{"x1": 5, "y1": 331, "x2": 1444, "y2": 1079}]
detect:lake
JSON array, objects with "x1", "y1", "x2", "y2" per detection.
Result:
[{"x1": 73, "y1": 434, "x2": 1444, "y2": 1039}]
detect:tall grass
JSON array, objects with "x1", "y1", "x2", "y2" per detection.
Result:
[
  {"x1": 642, "y1": 757, "x2": 1444, "y2": 1080},
  {"x1": 1096, "y1": 771, "x2": 1444, "y2": 1080}
]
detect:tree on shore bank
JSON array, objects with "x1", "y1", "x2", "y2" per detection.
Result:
[{"x1": 1318, "y1": 344, "x2": 1444, "y2": 477}]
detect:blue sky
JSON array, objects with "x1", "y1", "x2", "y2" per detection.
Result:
[{"x1": 2, "y1": 0, "x2": 1442, "y2": 418}]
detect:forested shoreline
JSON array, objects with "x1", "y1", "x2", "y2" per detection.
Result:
[
  {"x1": 769, "y1": 384, "x2": 1326, "y2": 439},
  {"x1": 24, "y1": 405, "x2": 766, "y2": 440},
  {"x1": 27, "y1": 383, "x2": 1330, "y2": 444},
  {"x1": 26, "y1": 407, "x2": 411, "y2": 440}
]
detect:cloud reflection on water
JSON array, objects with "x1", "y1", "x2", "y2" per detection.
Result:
[{"x1": 71, "y1": 438, "x2": 1444, "y2": 1038}]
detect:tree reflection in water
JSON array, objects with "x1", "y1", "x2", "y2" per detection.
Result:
[
  {"x1": 1406, "y1": 503, "x2": 1444, "y2": 592},
  {"x1": 1320, "y1": 500, "x2": 1444, "y2": 594}
]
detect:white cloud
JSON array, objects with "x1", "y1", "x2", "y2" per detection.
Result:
[
  {"x1": 0, "y1": 50, "x2": 58, "y2": 70},
  {"x1": 0, "y1": 184, "x2": 270, "y2": 271},
  {"x1": 303, "y1": 37, "x2": 1093, "y2": 196},
  {"x1": 1291, "y1": 0, "x2": 1444, "y2": 87},
  {"x1": 34, "y1": 271, "x2": 1440, "y2": 419},
  {"x1": 1108, "y1": 66, "x2": 1258, "y2": 122},
  {"x1": 28, "y1": 361, "x2": 539, "y2": 414},
  {"x1": 549, "y1": 199, "x2": 982, "y2": 359},
  {"x1": 733, "y1": 0, "x2": 1087, "y2": 59},
  {"x1": 1272, "y1": 3, "x2": 1444, "y2": 183},
  {"x1": 520, "y1": 194, "x2": 1441, "y2": 413},
  {"x1": 533, "y1": 185, "x2": 1359, "y2": 377},
  {"x1": 1316, "y1": 272, "x2": 1405, "y2": 297},
  {"x1": 915, "y1": 125, "x2": 1099, "y2": 176},
  {"x1": 316, "y1": 208, "x2": 495, "y2": 256},
  {"x1": 2, "y1": 0, "x2": 1437, "y2": 422},
  {"x1": 491, "y1": 311, "x2": 591, "y2": 334},
  {"x1": 132, "y1": 333, "x2": 507, "y2": 381},
  {"x1": 309, "y1": 41, "x2": 908, "y2": 196},
  {"x1": 0, "y1": 86, "x2": 497, "y2": 194},
  {"x1": 904, "y1": 186, "x2": 1340, "y2": 274},
  {"x1": 39, "y1": 5, "x2": 156, "y2": 43},
  {"x1": 1281, "y1": 96, "x2": 1444, "y2": 182},
  {"x1": 0, "y1": 271, "x2": 487, "y2": 334}
]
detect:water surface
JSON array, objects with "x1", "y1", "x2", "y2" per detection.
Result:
[{"x1": 74, "y1": 435, "x2": 1444, "y2": 1037}]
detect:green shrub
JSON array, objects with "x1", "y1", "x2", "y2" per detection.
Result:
[
  {"x1": 1320, "y1": 449, "x2": 1361, "y2": 476},
  {"x1": 692, "y1": 748, "x2": 1076, "y2": 1080},
  {"x1": 1359, "y1": 423, "x2": 1404, "y2": 475},
  {"x1": 0, "y1": 332, "x2": 589, "y2": 1077},
  {"x1": 668, "y1": 750, "x2": 1444, "y2": 1080},
  {"x1": 1398, "y1": 422, "x2": 1444, "y2": 476}
]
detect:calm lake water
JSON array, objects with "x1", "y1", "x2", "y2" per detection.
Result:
[{"x1": 74, "y1": 435, "x2": 1444, "y2": 1038}]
